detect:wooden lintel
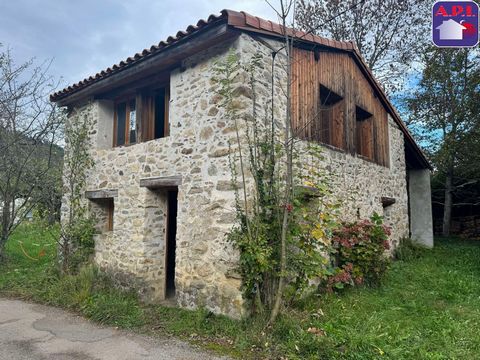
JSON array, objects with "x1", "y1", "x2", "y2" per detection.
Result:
[
  {"x1": 295, "y1": 185, "x2": 320, "y2": 199},
  {"x1": 85, "y1": 189, "x2": 118, "y2": 199},
  {"x1": 139, "y1": 176, "x2": 182, "y2": 189},
  {"x1": 381, "y1": 196, "x2": 396, "y2": 208}
]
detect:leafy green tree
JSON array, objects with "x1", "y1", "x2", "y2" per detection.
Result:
[
  {"x1": 407, "y1": 47, "x2": 480, "y2": 236},
  {"x1": 295, "y1": 0, "x2": 430, "y2": 93}
]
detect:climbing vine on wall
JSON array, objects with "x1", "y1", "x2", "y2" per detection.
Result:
[
  {"x1": 59, "y1": 108, "x2": 96, "y2": 274},
  {"x1": 214, "y1": 50, "x2": 340, "y2": 319}
]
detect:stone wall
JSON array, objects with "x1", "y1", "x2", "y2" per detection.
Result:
[
  {"x1": 306, "y1": 116, "x2": 410, "y2": 247},
  {"x1": 233, "y1": 34, "x2": 410, "y2": 247},
  {"x1": 63, "y1": 35, "x2": 252, "y2": 318},
  {"x1": 62, "y1": 32, "x2": 410, "y2": 318}
]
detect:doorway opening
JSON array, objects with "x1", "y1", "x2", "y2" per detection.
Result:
[{"x1": 165, "y1": 190, "x2": 178, "y2": 299}]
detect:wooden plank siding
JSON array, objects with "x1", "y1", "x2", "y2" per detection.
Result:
[{"x1": 291, "y1": 47, "x2": 390, "y2": 167}]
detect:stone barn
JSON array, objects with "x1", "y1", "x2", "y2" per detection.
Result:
[{"x1": 51, "y1": 10, "x2": 433, "y2": 318}]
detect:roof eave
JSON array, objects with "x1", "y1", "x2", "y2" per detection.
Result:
[
  {"x1": 51, "y1": 8, "x2": 430, "y2": 170},
  {"x1": 52, "y1": 20, "x2": 232, "y2": 106}
]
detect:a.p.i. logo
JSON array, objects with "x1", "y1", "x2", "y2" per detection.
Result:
[{"x1": 432, "y1": 0, "x2": 479, "y2": 47}]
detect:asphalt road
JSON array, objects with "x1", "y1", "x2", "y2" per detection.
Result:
[{"x1": 0, "y1": 299, "x2": 229, "y2": 360}]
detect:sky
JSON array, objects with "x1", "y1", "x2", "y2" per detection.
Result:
[{"x1": 0, "y1": 0, "x2": 279, "y2": 89}]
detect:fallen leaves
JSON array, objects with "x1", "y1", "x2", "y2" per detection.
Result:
[{"x1": 307, "y1": 326, "x2": 326, "y2": 337}]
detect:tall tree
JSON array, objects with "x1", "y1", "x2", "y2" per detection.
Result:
[
  {"x1": 295, "y1": 0, "x2": 429, "y2": 93},
  {"x1": 407, "y1": 47, "x2": 480, "y2": 236},
  {"x1": 0, "y1": 47, "x2": 63, "y2": 258}
]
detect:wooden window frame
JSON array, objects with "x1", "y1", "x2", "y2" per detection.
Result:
[
  {"x1": 316, "y1": 84, "x2": 345, "y2": 150},
  {"x1": 163, "y1": 87, "x2": 170, "y2": 137},
  {"x1": 112, "y1": 84, "x2": 170, "y2": 146},
  {"x1": 113, "y1": 95, "x2": 136, "y2": 147},
  {"x1": 144, "y1": 86, "x2": 170, "y2": 140},
  {"x1": 355, "y1": 105, "x2": 375, "y2": 162}
]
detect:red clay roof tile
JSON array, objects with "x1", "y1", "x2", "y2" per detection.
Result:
[
  {"x1": 48, "y1": 9, "x2": 429, "y2": 168},
  {"x1": 51, "y1": 9, "x2": 369, "y2": 102}
]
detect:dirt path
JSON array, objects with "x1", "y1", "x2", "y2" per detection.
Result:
[{"x1": 0, "y1": 298, "x2": 229, "y2": 360}]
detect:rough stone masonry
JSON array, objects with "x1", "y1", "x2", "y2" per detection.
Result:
[{"x1": 62, "y1": 33, "x2": 412, "y2": 318}]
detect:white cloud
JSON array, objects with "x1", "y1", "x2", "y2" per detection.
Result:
[{"x1": 0, "y1": 0, "x2": 282, "y2": 88}]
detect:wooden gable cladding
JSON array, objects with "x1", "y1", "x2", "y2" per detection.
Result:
[{"x1": 291, "y1": 47, "x2": 390, "y2": 167}]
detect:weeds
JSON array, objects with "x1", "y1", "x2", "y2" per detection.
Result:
[
  {"x1": 1, "y1": 224, "x2": 480, "y2": 359},
  {"x1": 394, "y1": 237, "x2": 430, "y2": 261}
]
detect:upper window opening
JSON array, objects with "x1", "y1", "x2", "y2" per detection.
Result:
[
  {"x1": 115, "y1": 102, "x2": 127, "y2": 146},
  {"x1": 356, "y1": 106, "x2": 373, "y2": 122},
  {"x1": 316, "y1": 84, "x2": 345, "y2": 149},
  {"x1": 355, "y1": 105, "x2": 374, "y2": 160},
  {"x1": 114, "y1": 98, "x2": 135, "y2": 147},
  {"x1": 129, "y1": 99, "x2": 136, "y2": 144},
  {"x1": 113, "y1": 82, "x2": 169, "y2": 147},
  {"x1": 140, "y1": 86, "x2": 170, "y2": 142},
  {"x1": 319, "y1": 84, "x2": 343, "y2": 107},
  {"x1": 154, "y1": 88, "x2": 169, "y2": 139}
]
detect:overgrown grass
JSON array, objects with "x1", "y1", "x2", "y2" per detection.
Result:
[
  {"x1": 1, "y1": 224, "x2": 480, "y2": 359},
  {"x1": 0, "y1": 223, "x2": 144, "y2": 328}
]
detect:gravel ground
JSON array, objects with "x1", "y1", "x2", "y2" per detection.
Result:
[{"x1": 0, "y1": 298, "x2": 230, "y2": 360}]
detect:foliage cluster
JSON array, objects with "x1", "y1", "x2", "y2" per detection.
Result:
[
  {"x1": 60, "y1": 108, "x2": 96, "y2": 273},
  {"x1": 0, "y1": 46, "x2": 63, "y2": 256},
  {"x1": 325, "y1": 213, "x2": 391, "y2": 292},
  {"x1": 2, "y1": 224, "x2": 480, "y2": 359},
  {"x1": 215, "y1": 49, "x2": 394, "y2": 322},
  {"x1": 215, "y1": 51, "x2": 339, "y2": 317},
  {"x1": 406, "y1": 47, "x2": 480, "y2": 236},
  {"x1": 394, "y1": 236, "x2": 430, "y2": 261}
]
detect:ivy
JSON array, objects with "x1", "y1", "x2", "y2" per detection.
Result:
[
  {"x1": 59, "y1": 108, "x2": 96, "y2": 274},
  {"x1": 214, "y1": 50, "x2": 339, "y2": 316}
]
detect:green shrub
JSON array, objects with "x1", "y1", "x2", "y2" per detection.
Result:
[
  {"x1": 61, "y1": 216, "x2": 96, "y2": 273},
  {"x1": 34, "y1": 264, "x2": 144, "y2": 328},
  {"x1": 44, "y1": 265, "x2": 97, "y2": 308},
  {"x1": 325, "y1": 213, "x2": 391, "y2": 291}
]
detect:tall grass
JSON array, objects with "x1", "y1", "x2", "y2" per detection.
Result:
[
  {"x1": 1, "y1": 224, "x2": 480, "y2": 359},
  {"x1": 0, "y1": 223, "x2": 144, "y2": 328}
]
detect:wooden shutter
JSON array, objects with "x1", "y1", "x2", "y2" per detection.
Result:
[
  {"x1": 107, "y1": 200, "x2": 114, "y2": 231},
  {"x1": 139, "y1": 93, "x2": 155, "y2": 142}
]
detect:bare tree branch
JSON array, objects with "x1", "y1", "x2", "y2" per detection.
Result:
[{"x1": 0, "y1": 46, "x2": 63, "y2": 258}]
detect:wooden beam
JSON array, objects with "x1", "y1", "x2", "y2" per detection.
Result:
[
  {"x1": 381, "y1": 196, "x2": 396, "y2": 208},
  {"x1": 96, "y1": 71, "x2": 171, "y2": 100},
  {"x1": 295, "y1": 185, "x2": 320, "y2": 199},
  {"x1": 85, "y1": 189, "x2": 118, "y2": 199},
  {"x1": 139, "y1": 176, "x2": 182, "y2": 189},
  {"x1": 57, "y1": 23, "x2": 234, "y2": 106}
]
